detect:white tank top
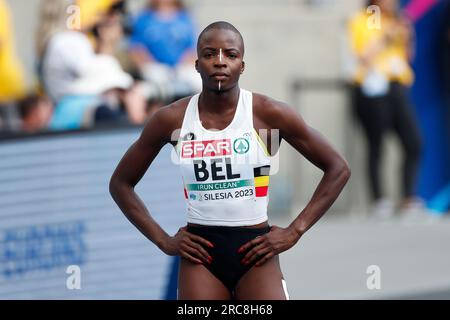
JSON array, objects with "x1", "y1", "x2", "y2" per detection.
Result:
[{"x1": 175, "y1": 88, "x2": 272, "y2": 226}]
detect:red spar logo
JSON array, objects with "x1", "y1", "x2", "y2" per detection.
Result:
[{"x1": 181, "y1": 139, "x2": 232, "y2": 158}]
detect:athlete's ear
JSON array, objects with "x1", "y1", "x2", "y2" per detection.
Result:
[
  {"x1": 240, "y1": 61, "x2": 245, "y2": 74},
  {"x1": 195, "y1": 60, "x2": 199, "y2": 73}
]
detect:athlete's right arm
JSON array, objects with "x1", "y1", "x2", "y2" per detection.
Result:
[{"x1": 109, "y1": 106, "x2": 212, "y2": 265}]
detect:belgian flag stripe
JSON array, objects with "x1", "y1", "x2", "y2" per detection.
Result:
[
  {"x1": 254, "y1": 165, "x2": 270, "y2": 197},
  {"x1": 255, "y1": 186, "x2": 268, "y2": 197},
  {"x1": 253, "y1": 165, "x2": 270, "y2": 177},
  {"x1": 184, "y1": 188, "x2": 188, "y2": 199},
  {"x1": 255, "y1": 176, "x2": 269, "y2": 187}
]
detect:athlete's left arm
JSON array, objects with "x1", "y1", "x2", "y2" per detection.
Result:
[{"x1": 239, "y1": 97, "x2": 351, "y2": 266}]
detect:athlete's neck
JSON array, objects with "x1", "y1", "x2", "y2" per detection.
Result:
[{"x1": 199, "y1": 86, "x2": 240, "y2": 115}]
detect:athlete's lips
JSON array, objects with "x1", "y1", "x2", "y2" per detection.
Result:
[{"x1": 210, "y1": 72, "x2": 229, "y2": 80}]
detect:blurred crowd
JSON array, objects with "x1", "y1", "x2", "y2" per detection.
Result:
[
  {"x1": 0, "y1": 0, "x2": 201, "y2": 133},
  {"x1": 0, "y1": 0, "x2": 448, "y2": 215}
]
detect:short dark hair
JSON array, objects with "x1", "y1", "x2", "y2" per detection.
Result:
[
  {"x1": 197, "y1": 21, "x2": 244, "y2": 55},
  {"x1": 17, "y1": 94, "x2": 42, "y2": 119}
]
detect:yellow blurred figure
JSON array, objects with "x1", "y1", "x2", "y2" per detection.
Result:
[
  {"x1": 0, "y1": 0, "x2": 26, "y2": 103},
  {"x1": 348, "y1": 7, "x2": 414, "y2": 86},
  {"x1": 347, "y1": 0, "x2": 423, "y2": 213}
]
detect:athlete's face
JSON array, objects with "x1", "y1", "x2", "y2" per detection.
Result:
[{"x1": 196, "y1": 29, "x2": 245, "y2": 92}]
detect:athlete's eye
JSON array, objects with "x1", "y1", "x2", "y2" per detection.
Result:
[{"x1": 204, "y1": 52, "x2": 213, "y2": 58}]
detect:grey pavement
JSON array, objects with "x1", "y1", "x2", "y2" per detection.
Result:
[{"x1": 271, "y1": 212, "x2": 450, "y2": 300}]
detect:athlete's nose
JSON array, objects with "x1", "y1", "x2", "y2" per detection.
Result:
[
  {"x1": 213, "y1": 53, "x2": 227, "y2": 68},
  {"x1": 213, "y1": 61, "x2": 227, "y2": 69}
]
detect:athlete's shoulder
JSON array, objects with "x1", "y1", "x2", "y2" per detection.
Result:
[
  {"x1": 252, "y1": 92, "x2": 307, "y2": 138},
  {"x1": 252, "y1": 92, "x2": 285, "y2": 107},
  {"x1": 252, "y1": 92, "x2": 293, "y2": 123}
]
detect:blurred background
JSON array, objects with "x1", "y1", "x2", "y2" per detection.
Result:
[{"x1": 0, "y1": 0, "x2": 449, "y2": 299}]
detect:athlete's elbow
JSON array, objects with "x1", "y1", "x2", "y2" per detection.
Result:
[
  {"x1": 326, "y1": 157, "x2": 350, "y2": 182},
  {"x1": 109, "y1": 174, "x2": 120, "y2": 199},
  {"x1": 336, "y1": 159, "x2": 351, "y2": 183},
  {"x1": 109, "y1": 173, "x2": 128, "y2": 200}
]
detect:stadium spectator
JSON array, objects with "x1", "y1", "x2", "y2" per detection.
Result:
[
  {"x1": 94, "y1": 3, "x2": 125, "y2": 55},
  {"x1": 17, "y1": 94, "x2": 53, "y2": 133},
  {"x1": 129, "y1": 0, "x2": 201, "y2": 104},
  {"x1": 36, "y1": 0, "x2": 115, "y2": 103},
  {"x1": 92, "y1": 1, "x2": 140, "y2": 89},
  {"x1": 49, "y1": 54, "x2": 146, "y2": 130},
  {"x1": 348, "y1": 0, "x2": 423, "y2": 217}
]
